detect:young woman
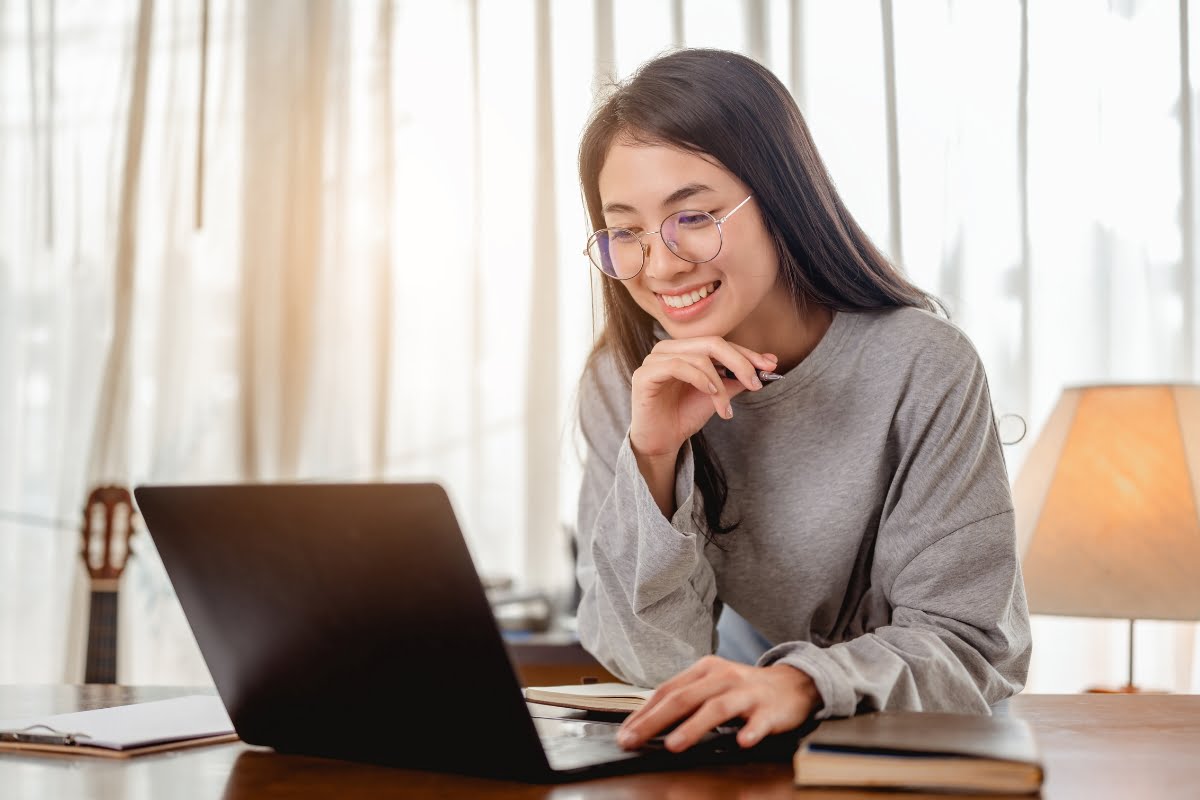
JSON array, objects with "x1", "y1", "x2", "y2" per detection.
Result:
[{"x1": 573, "y1": 48, "x2": 1031, "y2": 754}]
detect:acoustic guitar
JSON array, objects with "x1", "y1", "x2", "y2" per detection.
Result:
[{"x1": 80, "y1": 486, "x2": 137, "y2": 684}]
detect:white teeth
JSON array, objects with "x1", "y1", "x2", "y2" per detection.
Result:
[{"x1": 662, "y1": 282, "x2": 717, "y2": 309}]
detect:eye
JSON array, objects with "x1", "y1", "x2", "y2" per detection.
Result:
[
  {"x1": 676, "y1": 212, "x2": 713, "y2": 228},
  {"x1": 608, "y1": 229, "x2": 639, "y2": 243}
]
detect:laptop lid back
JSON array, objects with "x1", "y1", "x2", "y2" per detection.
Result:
[{"x1": 134, "y1": 482, "x2": 550, "y2": 778}]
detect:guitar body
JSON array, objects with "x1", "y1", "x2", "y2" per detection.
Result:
[{"x1": 81, "y1": 486, "x2": 137, "y2": 684}]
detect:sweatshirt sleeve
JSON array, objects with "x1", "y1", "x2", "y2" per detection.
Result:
[
  {"x1": 573, "y1": 350, "x2": 720, "y2": 688},
  {"x1": 758, "y1": 331, "x2": 1032, "y2": 718}
]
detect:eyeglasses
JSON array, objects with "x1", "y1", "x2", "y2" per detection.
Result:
[{"x1": 584, "y1": 194, "x2": 754, "y2": 280}]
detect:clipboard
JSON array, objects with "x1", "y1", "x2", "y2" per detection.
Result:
[
  {"x1": 0, "y1": 695, "x2": 238, "y2": 759},
  {"x1": 0, "y1": 732, "x2": 239, "y2": 758}
]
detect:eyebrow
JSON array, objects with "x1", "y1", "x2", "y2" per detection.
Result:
[{"x1": 601, "y1": 183, "x2": 716, "y2": 217}]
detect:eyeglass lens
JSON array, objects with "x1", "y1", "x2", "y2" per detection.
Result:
[{"x1": 588, "y1": 210, "x2": 723, "y2": 279}]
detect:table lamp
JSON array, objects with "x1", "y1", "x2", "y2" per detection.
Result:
[{"x1": 1014, "y1": 384, "x2": 1200, "y2": 692}]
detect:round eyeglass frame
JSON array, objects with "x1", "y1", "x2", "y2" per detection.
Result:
[{"x1": 583, "y1": 194, "x2": 755, "y2": 280}]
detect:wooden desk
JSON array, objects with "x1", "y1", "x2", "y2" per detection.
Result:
[
  {"x1": 505, "y1": 631, "x2": 619, "y2": 687},
  {"x1": 1, "y1": 686, "x2": 1197, "y2": 798}
]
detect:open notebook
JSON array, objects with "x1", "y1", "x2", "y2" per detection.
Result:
[
  {"x1": 0, "y1": 695, "x2": 238, "y2": 758},
  {"x1": 523, "y1": 683, "x2": 655, "y2": 714}
]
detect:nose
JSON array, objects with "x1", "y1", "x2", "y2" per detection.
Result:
[{"x1": 642, "y1": 235, "x2": 692, "y2": 283}]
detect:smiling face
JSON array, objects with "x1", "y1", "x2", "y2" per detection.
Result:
[{"x1": 597, "y1": 139, "x2": 787, "y2": 344}]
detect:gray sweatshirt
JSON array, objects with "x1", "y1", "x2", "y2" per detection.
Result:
[{"x1": 574, "y1": 306, "x2": 1031, "y2": 720}]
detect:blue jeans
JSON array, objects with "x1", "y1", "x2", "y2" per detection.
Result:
[{"x1": 715, "y1": 605, "x2": 773, "y2": 665}]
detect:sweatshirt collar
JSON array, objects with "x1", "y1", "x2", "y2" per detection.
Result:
[
  {"x1": 732, "y1": 308, "x2": 858, "y2": 409},
  {"x1": 649, "y1": 308, "x2": 859, "y2": 409}
]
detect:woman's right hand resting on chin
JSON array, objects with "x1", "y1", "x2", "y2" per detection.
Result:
[{"x1": 628, "y1": 336, "x2": 777, "y2": 517}]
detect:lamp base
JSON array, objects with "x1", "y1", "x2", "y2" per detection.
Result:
[
  {"x1": 1085, "y1": 684, "x2": 1168, "y2": 694},
  {"x1": 1080, "y1": 620, "x2": 1169, "y2": 695}
]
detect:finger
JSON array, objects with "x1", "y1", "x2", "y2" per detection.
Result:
[
  {"x1": 726, "y1": 341, "x2": 779, "y2": 371},
  {"x1": 643, "y1": 353, "x2": 728, "y2": 395},
  {"x1": 651, "y1": 337, "x2": 775, "y2": 368},
  {"x1": 735, "y1": 708, "x2": 777, "y2": 749},
  {"x1": 662, "y1": 690, "x2": 755, "y2": 753},
  {"x1": 619, "y1": 673, "x2": 734, "y2": 749},
  {"x1": 651, "y1": 337, "x2": 764, "y2": 391},
  {"x1": 652, "y1": 355, "x2": 724, "y2": 395},
  {"x1": 622, "y1": 655, "x2": 720, "y2": 729},
  {"x1": 644, "y1": 353, "x2": 735, "y2": 418},
  {"x1": 639, "y1": 355, "x2": 723, "y2": 403},
  {"x1": 621, "y1": 667, "x2": 701, "y2": 735},
  {"x1": 701, "y1": 338, "x2": 765, "y2": 392}
]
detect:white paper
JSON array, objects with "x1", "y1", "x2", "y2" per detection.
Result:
[
  {"x1": 523, "y1": 682, "x2": 655, "y2": 700},
  {"x1": 0, "y1": 695, "x2": 234, "y2": 750}
]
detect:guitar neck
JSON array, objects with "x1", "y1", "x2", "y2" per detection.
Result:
[{"x1": 84, "y1": 588, "x2": 119, "y2": 684}]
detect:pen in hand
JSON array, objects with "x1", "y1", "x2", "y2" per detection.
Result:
[{"x1": 715, "y1": 366, "x2": 783, "y2": 383}]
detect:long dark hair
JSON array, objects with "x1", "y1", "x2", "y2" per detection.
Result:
[{"x1": 577, "y1": 48, "x2": 945, "y2": 537}]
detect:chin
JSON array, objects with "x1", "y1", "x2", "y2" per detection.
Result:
[{"x1": 657, "y1": 315, "x2": 735, "y2": 340}]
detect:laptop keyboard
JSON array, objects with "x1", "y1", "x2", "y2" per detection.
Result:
[
  {"x1": 539, "y1": 731, "x2": 646, "y2": 771},
  {"x1": 532, "y1": 715, "x2": 739, "y2": 773},
  {"x1": 531, "y1": 714, "x2": 668, "y2": 771}
]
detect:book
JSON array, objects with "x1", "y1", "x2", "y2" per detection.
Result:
[
  {"x1": 0, "y1": 695, "x2": 237, "y2": 758},
  {"x1": 793, "y1": 710, "x2": 1044, "y2": 795},
  {"x1": 523, "y1": 682, "x2": 655, "y2": 714}
]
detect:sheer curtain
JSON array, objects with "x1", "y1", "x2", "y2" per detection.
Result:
[{"x1": 1, "y1": 0, "x2": 1197, "y2": 692}]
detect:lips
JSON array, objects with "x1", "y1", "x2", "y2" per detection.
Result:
[
  {"x1": 657, "y1": 280, "x2": 722, "y2": 319},
  {"x1": 656, "y1": 280, "x2": 721, "y2": 309}
]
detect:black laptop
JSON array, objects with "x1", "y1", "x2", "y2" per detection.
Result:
[{"x1": 134, "y1": 482, "x2": 783, "y2": 781}]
